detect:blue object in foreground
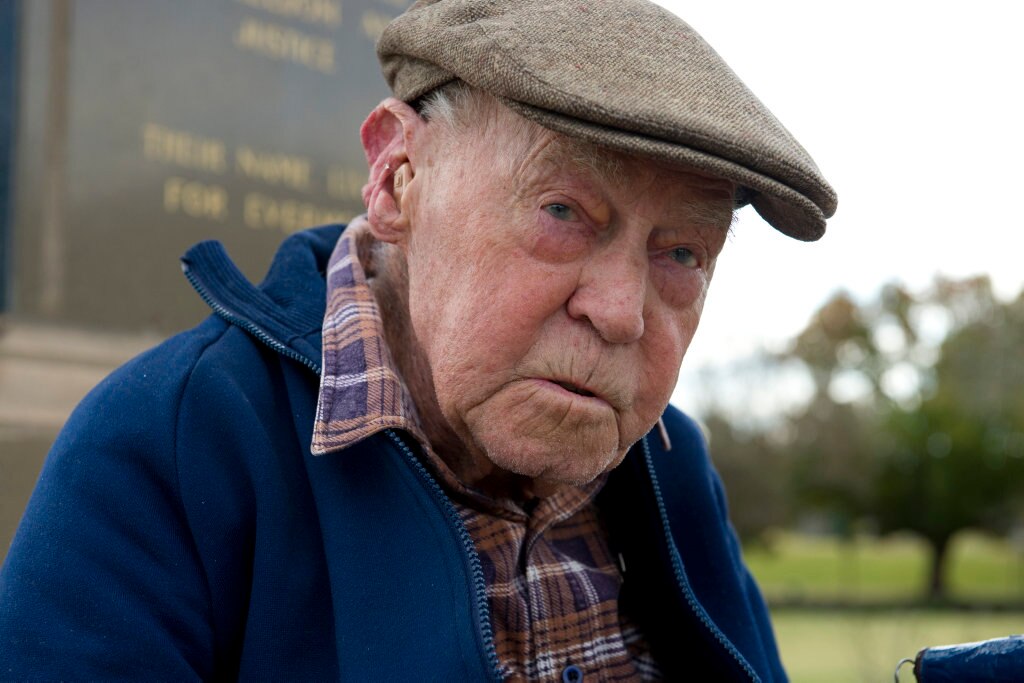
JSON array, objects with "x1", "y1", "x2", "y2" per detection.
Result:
[{"x1": 902, "y1": 635, "x2": 1024, "y2": 682}]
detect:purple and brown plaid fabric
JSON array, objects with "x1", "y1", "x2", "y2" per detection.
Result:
[
  {"x1": 310, "y1": 220, "x2": 427, "y2": 455},
  {"x1": 312, "y1": 219, "x2": 661, "y2": 681},
  {"x1": 453, "y1": 486, "x2": 662, "y2": 681}
]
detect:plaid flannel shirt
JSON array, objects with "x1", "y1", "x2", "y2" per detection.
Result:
[{"x1": 311, "y1": 219, "x2": 661, "y2": 681}]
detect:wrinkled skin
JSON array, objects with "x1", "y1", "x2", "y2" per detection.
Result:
[{"x1": 362, "y1": 97, "x2": 733, "y2": 498}]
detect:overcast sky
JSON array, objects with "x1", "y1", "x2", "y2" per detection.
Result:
[{"x1": 652, "y1": 1, "x2": 1024, "y2": 414}]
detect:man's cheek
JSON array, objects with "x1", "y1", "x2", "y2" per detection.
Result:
[{"x1": 464, "y1": 386, "x2": 625, "y2": 482}]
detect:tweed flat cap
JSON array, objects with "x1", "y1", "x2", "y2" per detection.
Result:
[{"x1": 378, "y1": 0, "x2": 837, "y2": 241}]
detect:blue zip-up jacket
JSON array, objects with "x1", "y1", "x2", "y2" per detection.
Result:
[{"x1": 0, "y1": 225, "x2": 787, "y2": 681}]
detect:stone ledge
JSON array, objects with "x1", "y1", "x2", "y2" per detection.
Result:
[{"x1": 0, "y1": 321, "x2": 163, "y2": 431}]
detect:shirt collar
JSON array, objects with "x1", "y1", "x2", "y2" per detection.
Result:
[{"x1": 310, "y1": 217, "x2": 428, "y2": 456}]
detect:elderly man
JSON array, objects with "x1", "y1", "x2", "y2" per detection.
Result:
[{"x1": 0, "y1": 1, "x2": 835, "y2": 681}]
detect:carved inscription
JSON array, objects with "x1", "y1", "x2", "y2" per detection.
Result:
[{"x1": 141, "y1": 122, "x2": 357, "y2": 233}]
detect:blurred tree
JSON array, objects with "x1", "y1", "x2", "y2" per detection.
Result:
[
  {"x1": 874, "y1": 283, "x2": 1024, "y2": 599},
  {"x1": 704, "y1": 277, "x2": 1024, "y2": 600},
  {"x1": 776, "y1": 277, "x2": 1024, "y2": 599},
  {"x1": 790, "y1": 291, "x2": 877, "y2": 398},
  {"x1": 703, "y1": 411, "x2": 792, "y2": 544},
  {"x1": 787, "y1": 399, "x2": 877, "y2": 537},
  {"x1": 782, "y1": 291, "x2": 883, "y2": 535}
]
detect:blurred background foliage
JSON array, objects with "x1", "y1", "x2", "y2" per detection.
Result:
[
  {"x1": 703, "y1": 275, "x2": 1024, "y2": 603},
  {"x1": 700, "y1": 275, "x2": 1024, "y2": 680}
]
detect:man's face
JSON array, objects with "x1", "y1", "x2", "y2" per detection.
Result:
[{"x1": 397, "y1": 108, "x2": 733, "y2": 488}]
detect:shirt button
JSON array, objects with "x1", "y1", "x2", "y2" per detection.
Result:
[{"x1": 562, "y1": 664, "x2": 583, "y2": 683}]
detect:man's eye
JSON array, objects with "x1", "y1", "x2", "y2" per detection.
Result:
[
  {"x1": 669, "y1": 247, "x2": 698, "y2": 268},
  {"x1": 544, "y1": 203, "x2": 577, "y2": 221}
]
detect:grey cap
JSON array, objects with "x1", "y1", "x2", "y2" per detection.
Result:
[{"x1": 377, "y1": 0, "x2": 837, "y2": 241}]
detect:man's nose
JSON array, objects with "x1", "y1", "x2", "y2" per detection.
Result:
[{"x1": 566, "y1": 247, "x2": 647, "y2": 344}]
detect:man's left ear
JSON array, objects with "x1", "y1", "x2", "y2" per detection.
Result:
[{"x1": 360, "y1": 97, "x2": 425, "y2": 244}]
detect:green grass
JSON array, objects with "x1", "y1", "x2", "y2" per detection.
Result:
[
  {"x1": 743, "y1": 530, "x2": 1024, "y2": 604},
  {"x1": 772, "y1": 609, "x2": 1024, "y2": 683},
  {"x1": 739, "y1": 532, "x2": 1024, "y2": 680},
  {"x1": 947, "y1": 533, "x2": 1024, "y2": 601}
]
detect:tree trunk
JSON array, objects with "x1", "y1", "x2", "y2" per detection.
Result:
[{"x1": 927, "y1": 535, "x2": 951, "y2": 601}]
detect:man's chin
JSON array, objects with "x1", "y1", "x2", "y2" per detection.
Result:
[
  {"x1": 458, "y1": 390, "x2": 633, "y2": 491},
  {"x1": 480, "y1": 436, "x2": 627, "y2": 490}
]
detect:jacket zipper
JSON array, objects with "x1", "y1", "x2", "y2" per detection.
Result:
[
  {"x1": 641, "y1": 436, "x2": 760, "y2": 683},
  {"x1": 385, "y1": 429, "x2": 504, "y2": 681},
  {"x1": 182, "y1": 265, "x2": 322, "y2": 374}
]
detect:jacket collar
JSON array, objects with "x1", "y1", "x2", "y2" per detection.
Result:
[
  {"x1": 181, "y1": 223, "x2": 427, "y2": 456},
  {"x1": 180, "y1": 224, "x2": 344, "y2": 374}
]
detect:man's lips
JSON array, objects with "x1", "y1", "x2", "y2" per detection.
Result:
[
  {"x1": 551, "y1": 379, "x2": 596, "y2": 398},
  {"x1": 533, "y1": 377, "x2": 615, "y2": 407}
]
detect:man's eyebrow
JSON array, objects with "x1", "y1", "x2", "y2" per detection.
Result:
[
  {"x1": 671, "y1": 191, "x2": 737, "y2": 232},
  {"x1": 514, "y1": 134, "x2": 738, "y2": 231},
  {"x1": 644, "y1": 165, "x2": 736, "y2": 233},
  {"x1": 545, "y1": 137, "x2": 625, "y2": 184}
]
